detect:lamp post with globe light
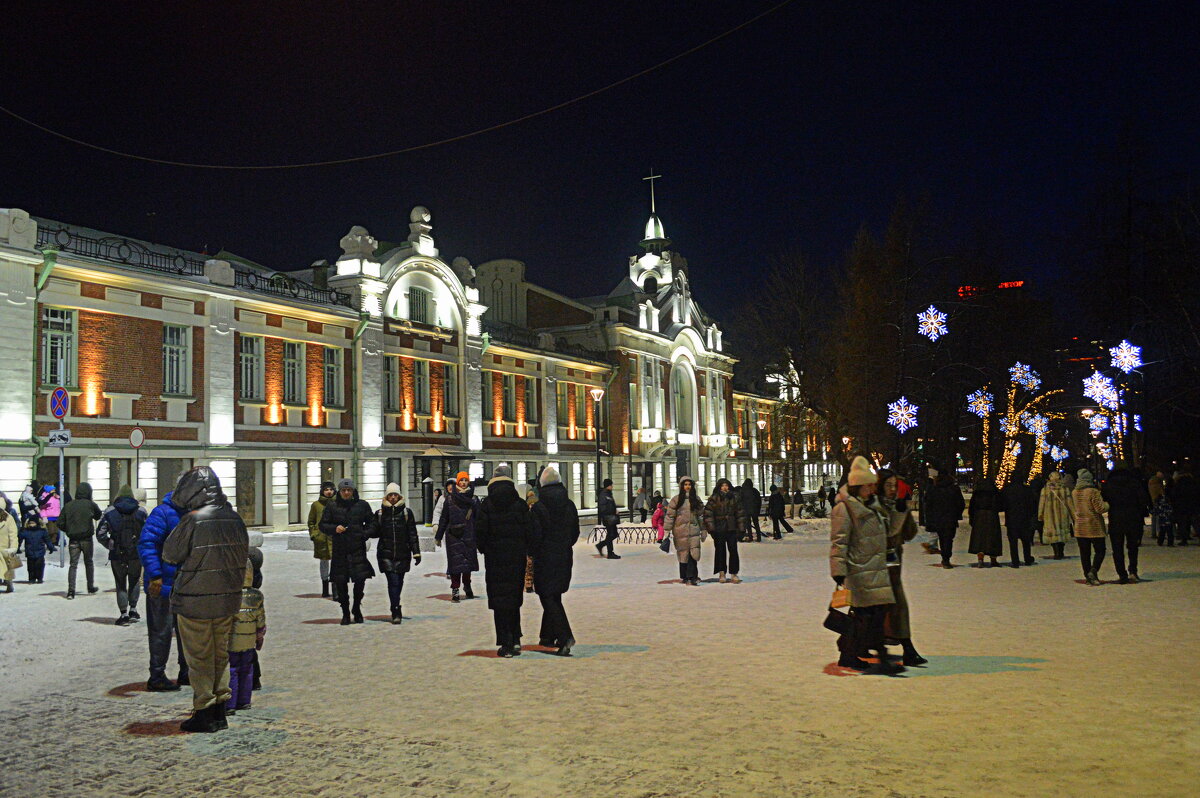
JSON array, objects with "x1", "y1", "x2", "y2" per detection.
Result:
[
  {"x1": 756, "y1": 416, "x2": 767, "y2": 486},
  {"x1": 590, "y1": 386, "x2": 606, "y2": 507}
]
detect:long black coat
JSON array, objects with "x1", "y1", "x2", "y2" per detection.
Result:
[
  {"x1": 319, "y1": 492, "x2": 376, "y2": 581},
  {"x1": 475, "y1": 478, "x2": 532, "y2": 611},
  {"x1": 436, "y1": 488, "x2": 480, "y2": 574},
  {"x1": 968, "y1": 483, "x2": 1003, "y2": 556},
  {"x1": 530, "y1": 482, "x2": 579, "y2": 595},
  {"x1": 1103, "y1": 467, "x2": 1152, "y2": 535},
  {"x1": 923, "y1": 479, "x2": 965, "y2": 531},
  {"x1": 767, "y1": 491, "x2": 786, "y2": 519},
  {"x1": 374, "y1": 502, "x2": 420, "y2": 574},
  {"x1": 738, "y1": 480, "x2": 762, "y2": 516},
  {"x1": 1000, "y1": 482, "x2": 1038, "y2": 539}
]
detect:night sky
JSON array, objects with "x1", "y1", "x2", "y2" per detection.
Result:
[{"x1": 1, "y1": 1, "x2": 1194, "y2": 318}]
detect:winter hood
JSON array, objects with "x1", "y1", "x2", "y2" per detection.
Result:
[
  {"x1": 173, "y1": 466, "x2": 228, "y2": 511},
  {"x1": 74, "y1": 482, "x2": 93, "y2": 501}
]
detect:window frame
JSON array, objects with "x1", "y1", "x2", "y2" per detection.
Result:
[
  {"x1": 282, "y1": 340, "x2": 306, "y2": 405},
  {"x1": 239, "y1": 334, "x2": 265, "y2": 401},
  {"x1": 443, "y1": 363, "x2": 459, "y2": 417},
  {"x1": 502, "y1": 374, "x2": 516, "y2": 422},
  {"x1": 482, "y1": 370, "x2": 493, "y2": 421},
  {"x1": 40, "y1": 307, "x2": 77, "y2": 388},
  {"x1": 323, "y1": 347, "x2": 344, "y2": 407},
  {"x1": 383, "y1": 356, "x2": 399, "y2": 412},
  {"x1": 414, "y1": 359, "x2": 430, "y2": 415},
  {"x1": 524, "y1": 376, "x2": 538, "y2": 424},
  {"x1": 407, "y1": 286, "x2": 431, "y2": 325}
]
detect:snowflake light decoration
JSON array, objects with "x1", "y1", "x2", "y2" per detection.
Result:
[
  {"x1": 1134, "y1": 414, "x2": 1142, "y2": 432},
  {"x1": 887, "y1": 396, "x2": 919, "y2": 433},
  {"x1": 1041, "y1": 441, "x2": 1052, "y2": 455},
  {"x1": 1089, "y1": 414, "x2": 1109, "y2": 433},
  {"x1": 1011, "y1": 442, "x2": 1022, "y2": 457},
  {"x1": 966, "y1": 389, "x2": 994, "y2": 418},
  {"x1": 1050, "y1": 445, "x2": 1068, "y2": 462},
  {"x1": 1082, "y1": 372, "x2": 1119, "y2": 409},
  {"x1": 1009, "y1": 362, "x2": 1042, "y2": 391},
  {"x1": 1106, "y1": 459, "x2": 1115, "y2": 471},
  {"x1": 1109, "y1": 340, "x2": 1142, "y2": 374},
  {"x1": 999, "y1": 418, "x2": 1010, "y2": 434},
  {"x1": 916, "y1": 305, "x2": 949, "y2": 341},
  {"x1": 1023, "y1": 414, "x2": 1050, "y2": 436}
]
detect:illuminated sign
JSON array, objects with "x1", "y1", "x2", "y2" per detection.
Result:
[{"x1": 956, "y1": 280, "x2": 1025, "y2": 298}]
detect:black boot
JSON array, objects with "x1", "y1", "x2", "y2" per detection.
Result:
[
  {"x1": 212, "y1": 703, "x2": 228, "y2": 731},
  {"x1": 865, "y1": 648, "x2": 905, "y2": 676},
  {"x1": 391, "y1": 606, "x2": 402, "y2": 625},
  {"x1": 321, "y1": 580, "x2": 329, "y2": 598},
  {"x1": 180, "y1": 706, "x2": 219, "y2": 733},
  {"x1": 463, "y1": 582, "x2": 474, "y2": 600},
  {"x1": 340, "y1": 601, "x2": 351, "y2": 625},
  {"x1": 352, "y1": 602, "x2": 364, "y2": 624},
  {"x1": 900, "y1": 639, "x2": 927, "y2": 666}
]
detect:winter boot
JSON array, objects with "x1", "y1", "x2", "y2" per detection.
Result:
[
  {"x1": 321, "y1": 580, "x2": 329, "y2": 598},
  {"x1": 730, "y1": 574, "x2": 742, "y2": 584},
  {"x1": 177, "y1": 671, "x2": 190, "y2": 686},
  {"x1": 339, "y1": 600, "x2": 351, "y2": 625},
  {"x1": 391, "y1": 606, "x2": 402, "y2": 625},
  {"x1": 352, "y1": 602, "x2": 364, "y2": 624},
  {"x1": 180, "y1": 706, "x2": 219, "y2": 733},
  {"x1": 451, "y1": 587, "x2": 461, "y2": 603},
  {"x1": 718, "y1": 572, "x2": 728, "y2": 583},
  {"x1": 463, "y1": 582, "x2": 475, "y2": 599},
  {"x1": 865, "y1": 649, "x2": 905, "y2": 676},
  {"x1": 901, "y1": 639, "x2": 927, "y2": 666},
  {"x1": 212, "y1": 703, "x2": 228, "y2": 731},
  {"x1": 66, "y1": 589, "x2": 75, "y2": 600},
  {"x1": 555, "y1": 637, "x2": 575, "y2": 657}
]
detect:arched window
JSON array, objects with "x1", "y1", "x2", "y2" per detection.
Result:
[{"x1": 672, "y1": 365, "x2": 693, "y2": 434}]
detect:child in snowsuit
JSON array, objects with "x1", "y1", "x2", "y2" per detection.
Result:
[
  {"x1": 19, "y1": 517, "x2": 57, "y2": 583},
  {"x1": 226, "y1": 558, "x2": 266, "y2": 714}
]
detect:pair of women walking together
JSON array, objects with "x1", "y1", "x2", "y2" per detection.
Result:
[{"x1": 663, "y1": 476, "x2": 748, "y2": 585}]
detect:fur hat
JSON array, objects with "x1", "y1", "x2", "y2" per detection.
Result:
[
  {"x1": 540, "y1": 466, "x2": 561, "y2": 486},
  {"x1": 493, "y1": 464, "x2": 512, "y2": 479},
  {"x1": 132, "y1": 487, "x2": 147, "y2": 503},
  {"x1": 847, "y1": 456, "x2": 876, "y2": 487}
]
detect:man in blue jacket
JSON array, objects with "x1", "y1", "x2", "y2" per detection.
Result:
[{"x1": 138, "y1": 491, "x2": 189, "y2": 691}]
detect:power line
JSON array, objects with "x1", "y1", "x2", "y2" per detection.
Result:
[{"x1": 0, "y1": 1, "x2": 794, "y2": 171}]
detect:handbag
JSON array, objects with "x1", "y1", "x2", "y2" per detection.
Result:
[
  {"x1": 830, "y1": 586, "x2": 850, "y2": 609},
  {"x1": 4, "y1": 551, "x2": 22, "y2": 571},
  {"x1": 823, "y1": 606, "x2": 851, "y2": 635},
  {"x1": 448, "y1": 508, "x2": 473, "y2": 539},
  {"x1": 659, "y1": 536, "x2": 671, "y2": 553}
]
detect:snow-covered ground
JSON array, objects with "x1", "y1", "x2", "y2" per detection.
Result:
[{"x1": 1, "y1": 526, "x2": 1197, "y2": 797}]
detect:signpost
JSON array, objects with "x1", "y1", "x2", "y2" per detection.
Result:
[
  {"x1": 47, "y1": 387, "x2": 70, "y2": 567},
  {"x1": 129, "y1": 426, "x2": 145, "y2": 488}
]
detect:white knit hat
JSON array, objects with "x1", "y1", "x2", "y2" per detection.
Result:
[
  {"x1": 384, "y1": 482, "x2": 402, "y2": 497},
  {"x1": 539, "y1": 465, "x2": 561, "y2": 486},
  {"x1": 847, "y1": 456, "x2": 876, "y2": 487}
]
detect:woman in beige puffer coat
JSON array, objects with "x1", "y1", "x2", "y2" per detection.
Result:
[
  {"x1": 1072, "y1": 469, "x2": 1108, "y2": 585},
  {"x1": 664, "y1": 476, "x2": 705, "y2": 585}
]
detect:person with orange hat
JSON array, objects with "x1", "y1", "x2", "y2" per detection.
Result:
[{"x1": 436, "y1": 471, "x2": 480, "y2": 602}]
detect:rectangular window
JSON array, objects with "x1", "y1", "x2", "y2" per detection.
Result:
[
  {"x1": 323, "y1": 347, "x2": 344, "y2": 406},
  {"x1": 482, "y1": 370, "x2": 493, "y2": 420},
  {"x1": 557, "y1": 381, "x2": 569, "y2": 422},
  {"x1": 162, "y1": 324, "x2": 190, "y2": 395},
  {"x1": 407, "y1": 287, "x2": 430, "y2": 324},
  {"x1": 283, "y1": 341, "x2": 305, "y2": 404},
  {"x1": 502, "y1": 374, "x2": 516, "y2": 421},
  {"x1": 524, "y1": 377, "x2": 538, "y2": 424},
  {"x1": 414, "y1": 360, "x2": 430, "y2": 414},
  {"x1": 40, "y1": 307, "x2": 76, "y2": 387},
  {"x1": 443, "y1": 364, "x2": 459, "y2": 416},
  {"x1": 383, "y1": 356, "x2": 399, "y2": 412},
  {"x1": 574, "y1": 384, "x2": 585, "y2": 427},
  {"x1": 239, "y1": 335, "x2": 264, "y2": 400}
]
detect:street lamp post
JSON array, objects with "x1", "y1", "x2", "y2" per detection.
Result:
[
  {"x1": 755, "y1": 417, "x2": 767, "y2": 487},
  {"x1": 590, "y1": 387, "x2": 606, "y2": 509}
]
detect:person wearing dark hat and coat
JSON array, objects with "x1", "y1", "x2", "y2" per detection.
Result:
[
  {"x1": 475, "y1": 465, "x2": 533, "y2": 657},
  {"x1": 923, "y1": 466, "x2": 965, "y2": 567},
  {"x1": 767, "y1": 485, "x2": 792, "y2": 539},
  {"x1": 739, "y1": 479, "x2": 763, "y2": 542},
  {"x1": 307, "y1": 481, "x2": 336, "y2": 598},
  {"x1": 968, "y1": 480, "x2": 1004, "y2": 567},
  {"x1": 162, "y1": 466, "x2": 249, "y2": 733},
  {"x1": 96, "y1": 484, "x2": 147, "y2": 625},
  {"x1": 703, "y1": 478, "x2": 747, "y2": 582},
  {"x1": 372, "y1": 482, "x2": 421, "y2": 623},
  {"x1": 59, "y1": 482, "x2": 102, "y2": 599},
  {"x1": 436, "y1": 472, "x2": 480, "y2": 602},
  {"x1": 595, "y1": 478, "x2": 621, "y2": 559},
  {"x1": 1102, "y1": 462, "x2": 1152, "y2": 583},
  {"x1": 319, "y1": 478, "x2": 376, "y2": 625},
  {"x1": 529, "y1": 466, "x2": 579, "y2": 656},
  {"x1": 1000, "y1": 479, "x2": 1039, "y2": 568}
]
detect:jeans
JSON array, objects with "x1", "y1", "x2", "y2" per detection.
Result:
[
  {"x1": 67, "y1": 539, "x2": 95, "y2": 593},
  {"x1": 712, "y1": 531, "x2": 740, "y2": 575},
  {"x1": 770, "y1": 516, "x2": 793, "y2": 537},
  {"x1": 1109, "y1": 526, "x2": 1142, "y2": 578},
  {"x1": 27, "y1": 556, "x2": 45, "y2": 582},
  {"x1": 227, "y1": 649, "x2": 255, "y2": 710},
  {"x1": 177, "y1": 615, "x2": 235, "y2": 711},
  {"x1": 537, "y1": 591, "x2": 572, "y2": 646},
  {"x1": 492, "y1": 605, "x2": 522, "y2": 647},
  {"x1": 319, "y1": 559, "x2": 330, "y2": 581},
  {"x1": 1078, "y1": 537, "x2": 1107, "y2": 577},
  {"x1": 384, "y1": 571, "x2": 406, "y2": 610},
  {"x1": 145, "y1": 593, "x2": 189, "y2": 682},
  {"x1": 110, "y1": 559, "x2": 142, "y2": 613}
]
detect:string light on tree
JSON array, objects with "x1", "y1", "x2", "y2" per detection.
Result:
[
  {"x1": 1134, "y1": 414, "x2": 1142, "y2": 432},
  {"x1": 1109, "y1": 340, "x2": 1142, "y2": 374},
  {"x1": 887, "y1": 396, "x2": 919, "y2": 433},
  {"x1": 916, "y1": 305, "x2": 949, "y2": 341}
]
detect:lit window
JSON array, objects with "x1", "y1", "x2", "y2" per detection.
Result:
[
  {"x1": 407, "y1": 287, "x2": 430, "y2": 325},
  {"x1": 161, "y1": 325, "x2": 191, "y2": 395},
  {"x1": 239, "y1": 335, "x2": 264, "y2": 400},
  {"x1": 415, "y1": 360, "x2": 430, "y2": 415},
  {"x1": 283, "y1": 341, "x2": 305, "y2": 404},
  {"x1": 40, "y1": 308, "x2": 76, "y2": 387},
  {"x1": 323, "y1": 347, "x2": 344, "y2": 406},
  {"x1": 503, "y1": 374, "x2": 516, "y2": 421},
  {"x1": 482, "y1": 371, "x2": 493, "y2": 421}
]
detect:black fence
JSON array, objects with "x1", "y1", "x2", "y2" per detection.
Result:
[
  {"x1": 234, "y1": 270, "x2": 354, "y2": 308},
  {"x1": 37, "y1": 226, "x2": 206, "y2": 276}
]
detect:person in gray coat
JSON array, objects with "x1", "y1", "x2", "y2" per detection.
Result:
[{"x1": 162, "y1": 466, "x2": 249, "y2": 734}]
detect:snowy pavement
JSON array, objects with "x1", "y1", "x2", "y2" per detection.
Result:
[{"x1": 1, "y1": 529, "x2": 1198, "y2": 797}]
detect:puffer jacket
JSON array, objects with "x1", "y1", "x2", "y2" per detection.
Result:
[
  {"x1": 829, "y1": 489, "x2": 895, "y2": 607},
  {"x1": 738, "y1": 480, "x2": 762, "y2": 517},
  {"x1": 319, "y1": 490, "x2": 376, "y2": 582},
  {"x1": 374, "y1": 500, "x2": 420, "y2": 574},
  {"x1": 597, "y1": 489, "x2": 618, "y2": 525},
  {"x1": 307, "y1": 481, "x2": 335, "y2": 560},
  {"x1": 664, "y1": 478, "x2": 705, "y2": 565},
  {"x1": 1102, "y1": 467, "x2": 1151, "y2": 535},
  {"x1": 58, "y1": 482, "x2": 101, "y2": 541},
  {"x1": 1072, "y1": 474, "x2": 1109, "y2": 538},
  {"x1": 228, "y1": 564, "x2": 266, "y2": 653},
  {"x1": 96, "y1": 495, "x2": 146, "y2": 563},
  {"x1": 702, "y1": 480, "x2": 746, "y2": 534},
  {"x1": 139, "y1": 491, "x2": 183, "y2": 597},
  {"x1": 436, "y1": 487, "x2": 480, "y2": 575},
  {"x1": 475, "y1": 477, "x2": 533, "y2": 611},
  {"x1": 529, "y1": 480, "x2": 579, "y2": 596},
  {"x1": 19, "y1": 524, "x2": 57, "y2": 560},
  {"x1": 163, "y1": 467, "x2": 250, "y2": 620}
]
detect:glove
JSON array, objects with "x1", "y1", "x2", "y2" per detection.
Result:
[
  {"x1": 148, "y1": 578, "x2": 163, "y2": 597},
  {"x1": 436, "y1": 540, "x2": 442, "y2": 548},
  {"x1": 413, "y1": 554, "x2": 422, "y2": 565},
  {"x1": 833, "y1": 575, "x2": 845, "y2": 586}
]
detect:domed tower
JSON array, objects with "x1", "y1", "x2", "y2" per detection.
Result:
[{"x1": 629, "y1": 172, "x2": 673, "y2": 291}]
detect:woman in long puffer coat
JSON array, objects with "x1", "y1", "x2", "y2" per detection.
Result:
[
  {"x1": 319, "y1": 478, "x2": 376, "y2": 625},
  {"x1": 373, "y1": 482, "x2": 421, "y2": 624},
  {"x1": 968, "y1": 480, "x2": 1003, "y2": 567},
  {"x1": 664, "y1": 476, "x2": 705, "y2": 585},
  {"x1": 702, "y1": 478, "x2": 746, "y2": 583},
  {"x1": 1038, "y1": 472, "x2": 1073, "y2": 559},
  {"x1": 474, "y1": 466, "x2": 533, "y2": 657},
  {"x1": 436, "y1": 472, "x2": 480, "y2": 602},
  {"x1": 307, "y1": 481, "x2": 336, "y2": 598},
  {"x1": 876, "y1": 469, "x2": 924, "y2": 666}
]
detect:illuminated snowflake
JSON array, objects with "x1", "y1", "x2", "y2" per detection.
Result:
[
  {"x1": 1023, "y1": 414, "x2": 1049, "y2": 436},
  {"x1": 916, "y1": 305, "x2": 949, "y2": 341},
  {"x1": 1009, "y1": 362, "x2": 1041, "y2": 391},
  {"x1": 1011, "y1": 442, "x2": 1022, "y2": 457},
  {"x1": 1041, "y1": 441, "x2": 1052, "y2": 455},
  {"x1": 1089, "y1": 414, "x2": 1110, "y2": 433},
  {"x1": 1109, "y1": 340, "x2": 1142, "y2": 374},
  {"x1": 1106, "y1": 459, "x2": 1115, "y2": 471},
  {"x1": 887, "y1": 396, "x2": 919, "y2": 433},
  {"x1": 999, "y1": 418, "x2": 1010, "y2": 434},
  {"x1": 1082, "y1": 372, "x2": 1119, "y2": 409},
  {"x1": 966, "y1": 389, "x2": 994, "y2": 418},
  {"x1": 1134, "y1": 414, "x2": 1142, "y2": 432},
  {"x1": 1050, "y1": 446, "x2": 1069, "y2": 462}
]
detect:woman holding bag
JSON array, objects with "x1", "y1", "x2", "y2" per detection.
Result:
[{"x1": 664, "y1": 476, "x2": 704, "y2": 585}]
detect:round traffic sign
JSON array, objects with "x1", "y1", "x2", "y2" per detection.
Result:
[
  {"x1": 129, "y1": 426, "x2": 145, "y2": 449},
  {"x1": 49, "y1": 387, "x2": 70, "y2": 419}
]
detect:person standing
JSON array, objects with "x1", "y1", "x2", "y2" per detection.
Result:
[
  {"x1": 1072, "y1": 469, "x2": 1109, "y2": 585},
  {"x1": 791, "y1": 487, "x2": 804, "y2": 519},
  {"x1": 632, "y1": 486, "x2": 648, "y2": 523},
  {"x1": 968, "y1": 479, "x2": 1004, "y2": 568},
  {"x1": 0, "y1": 507, "x2": 18, "y2": 594},
  {"x1": 524, "y1": 488, "x2": 538, "y2": 593},
  {"x1": 96, "y1": 485, "x2": 146, "y2": 626},
  {"x1": 923, "y1": 466, "x2": 965, "y2": 568},
  {"x1": 1149, "y1": 471, "x2": 1173, "y2": 546},
  {"x1": 18, "y1": 483, "x2": 40, "y2": 524},
  {"x1": 1000, "y1": 478, "x2": 1038, "y2": 567},
  {"x1": 703, "y1": 478, "x2": 746, "y2": 583},
  {"x1": 830, "y1": 457, "x2": 902, "y2": 676},
  {"x1": 766, "y1": 485, "x2": 793, "y2": 539},
  {"x1": 665, "y1": 476, "x2": 705, "y2": 585},
  {"x1": 529, "y1": 466, "x2": 579, "y2": 656},
  {"x1": 59, "y1": 482, "x2": 102, "y2": 599},
  {"x1": 1038, "y1": 472, "x2": 1073, "y2": 559},
  {"x1": 39, "y1": 485, "x2": 62, "y2": 547},
  {"x1": 739, "y1": 479, "x2": 763, "y2": 542},
  {"x1": 307, "y1": 481, "x2": 336, "y2": 599},
  {"x1": 18, "y1": 516, "x2": 56, "y2": 583},
  {"x1": 319, "y1": 478, "x2": 376, "y2": 625},
  {"x1": 436, "y1": 472, "x2": 480, "y2": 603},
  {"x1": 649, "y1": 489, "x2": 665, "y2": 515},
  {"x1": 1102, "y1": 462, "x2": 1151, "y2": 584},
  {"x1": 877, "y1": 468, "x2": 925, "y2": 666},
  {"x1": 474, "y1": 465, "x2": 533, "y2": 658},
  {"x1": 162, "y1": 466, "x2": 249, "y2": 733},
  {"x1": 1168, "y1": 467, "x2": 1198, "y2": 545},
  {"x1": 373, "y1": 482, "x2": 421, "y2": 624},
  {"x1": 225, "y1": 558, "x2": 266, "y2": 716},
  {"x1": 139, "y1": 489, "x2": 188, "y2": 691},
  {"x1": 594, "y1": 478, "x2": 621, "y2": 559},
  {"x1": 430, "y1": 480, "x2": 453, "y2": 532}
]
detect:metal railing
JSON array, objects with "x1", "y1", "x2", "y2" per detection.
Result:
[
  {"x1": 234, "y1": 270, "x2": 354, "y2": 308},
  {"x1": 37, "y1": 225, "x2": 206, "y2": 276}
]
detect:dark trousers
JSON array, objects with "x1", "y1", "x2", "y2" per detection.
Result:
[
  {"x1": 850, "y1": 604, "x2": 892, "y2": 656},
  {"x1": 335, "y1": 578, "x2": 365, "y2": 610},
  {"x1": 601, "y1": 520, "x2": 619, "y2": 554},
  {"x1": 1109, "y1": 527, "x2": 1142, "y2": 579},
  {"x1": 227, "y1": 649, "x2": 255, "y2": 709},
  {"x1": 770, "y1": 516, "x2": 793, "y2": 537},
  {"x1": 678, "y1": 556, "x2": 698, "y2": 581},
  {"x1": 27, "y1": 556, "x2": 45, "y2": 582},
  {"x1": 639, "y1": 509, "x2": 648, "y2": 523},
  {"x1": 537, "y1": 591, "x2": 572, "y2": 646},
  {"x1": 449, "y1": 572, "x2": 472, "y2": 589},
  {"x1": 712, "y1": 531, "x2": 740, "y2": 575},
  {"x1": 746, "y1": 513, "x2": 762, "y2": 540},
  {"x1": 493, "y1": 605, "x2": 522, "y2": 647},
  {"x1": 1174, "y1": 513, "x2": 1195, "y2": 544},
  {"x1": 1155, "y1": 515, "x2": 1174, "y2": 546},
  {"x1": 146, "y1": 592, "x2": 189, "y2": 681},
  {"x1": 111, "y1": 559, "x2": 142, "y2": 613},
  {"x1": 934, "y1": 525, "x2": 956, "y2": 564},
  {"x1": 384, "y1": 571, "x2": 406, "y2": 610},
  {"x1": 1007, "y1": 530, "x2": 1033, "y2": 565},
  {"x1": 67, "y1": 539, "x2": 95, "y2": 593},
  {"x1": 1078, "y1": 537, "x2": 1106, "y2": 577}
]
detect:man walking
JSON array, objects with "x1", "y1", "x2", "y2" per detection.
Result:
[
  {"x1": 594, "y1": 478, "x2": 620, "y2": 559},
  {"x1": 59, "y1": 482, "x2": 102, "y2": 599},
  {"x1": 139, "y1": 488, "x2": 188, "y2": 691},
  {"x1": 529, "y1": 466, "x2": 579, "y2": 656},
  {"x1": 162, "y1": 466, "x2": 249, "y2": 733},
  {"x1": 96, "y1": 485, "x2": 146, "y2": 625},
  {"x1": 1103, "y1": 461, "x2": 1152, "y2": 583},
  {"x1": 923, "y1": 465, "x2": 965, "y2": 568},
  {"x1": 767, "y1": 485, "x2": 792, "y2": 539},
  {"x1": 474, "y1": 465, "x2": 533, "y2": 658},
  {"x1": 1000, "y1": 478, "x2": 1038, "y2": 567}
]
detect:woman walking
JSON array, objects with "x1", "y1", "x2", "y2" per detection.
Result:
[
  {"x1": 373, "y1": 483, "x2": 421, "y2": 624},
  {"x1": 1072, "y1": 469, "x2": 1109, "y2": 586},
  {"x1": 876, "y1": 469, "x2": 925, "y2": 666},
  {"x1": 1038, "y1": 472, "x2": 1073, "y2": 559},
  {"x1": 475, "y1": 466, "x2": 533, "y2": 658},
  {"x1": 307, "y1": 481, "x2": 336, "y2": 599},
  {"x1": 968, "y1": 479, "x2": 1003, "y2": 568},
  {"x1": 830, "y1": 457, "x2": 902, "y2": 676},
  {"x1": 702, "y1": 478, "x2": 746, "y2": 583},
  {"x1": 664, "y1": 476, "x2": 705, "y2": 585},
  {"x1": 529, "y1": 466, "x2": 579, "y2": 656},
  {"x1": 436, "y1": 472, "x2": 480, "y2": 603},
  {"x1": 319, "y1": 478, "x2": 376, "y2": 625}
]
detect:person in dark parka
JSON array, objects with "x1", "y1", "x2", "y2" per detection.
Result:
[
  {"x1": 594, "y1": 478, "x2": 620, "y2": 559},
  {"x1": 474, "y1": 465, "x2": 533, "y2": 658},
  {"x1": 767, "y1": 485, "x2": 792, "y2": 538},
  {"x1": 436, "y1": 472, "x2": 480, "y2": 602},
  {"x1": 703, "y1": 478, "x2": 747, "y2": 581},
  {"x1": 96, "y1": 484, "x2": 147, "y2": 624},
  {"x1": 372, "y1": 482, "x2": 421, "y2": 623},
  {"x1": 319, "y1": 478, "x2": 376, "y2": 625},
  {"x1": 529, "y1": 465, "x2": 580, "y2": 656},
  {"x1": 923, "y1": 467, "x2": 965, "y2": 567},
  {"x1": 999, "y1": 479, "x2": 1039, "y2": 567},
  {"x1": 1102, "y1": 462, "x2": 1152, "y2": 583},
  {"x1": 59, "y1": 481, "x2": 102, "y2": 598},
  {"x1": 739, "y1": 479, "x2": 763, "y2": 542},
  {"x1": 968, "y1": 480, "x2": 1004, "y2": 567}
]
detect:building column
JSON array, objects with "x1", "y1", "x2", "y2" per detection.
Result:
[
  {"x1": 465, "y1": 337, "x2": 484, "y2": 452},
  {"x1": 357, "y1": 326, "x2": 384, "y2": 449},
  {"x1": 205, "y1": 297, "x2": 236, "y2": 446},
  {"x1": 544, "y1": 375, "x2": 559, "y2": 455}
]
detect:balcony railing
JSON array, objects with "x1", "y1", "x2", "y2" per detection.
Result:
[
  {"x1": 37, "y1": 225, "x2": 206, "y2": 276},
  {"x1": 234, "y1": 270, "x2": 354, "y2": 309}
]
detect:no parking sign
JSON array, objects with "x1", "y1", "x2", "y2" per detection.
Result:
[{"x1": 49, "y1": 386, "x2": 70, "y2": 419}]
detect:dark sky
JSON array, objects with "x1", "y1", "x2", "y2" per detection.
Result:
[{"x1": 1, "y1": 1, "x2": 1194, "y2": 318}]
